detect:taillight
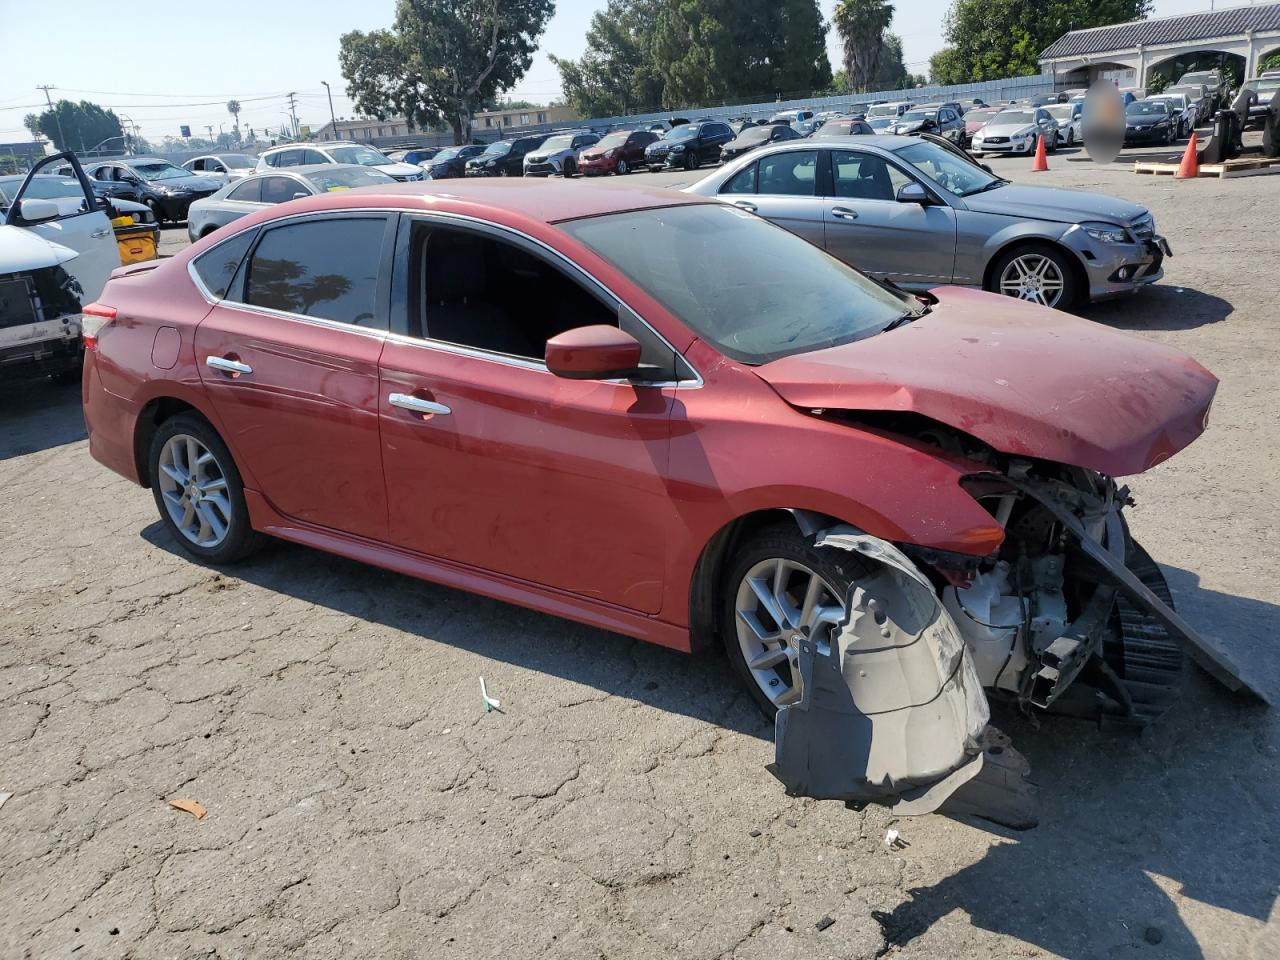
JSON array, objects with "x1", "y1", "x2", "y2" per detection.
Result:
[{"x1": 81, "y1": 302, "x2": 117, "y2": 350}]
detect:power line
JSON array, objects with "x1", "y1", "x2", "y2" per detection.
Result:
[{"x1": 36, "y1": 85, "x2": 66, "y2": 150}]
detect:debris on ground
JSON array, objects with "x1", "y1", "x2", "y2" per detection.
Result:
[
  {"x1": 480, "y1": 676, "x2": 502, "y2": 713},
  {"x1": 0, "y1": 791, "x2": 12, "y2": 811},
  {"x1": 167, "y1": 798, "x2": 207, "y2": 820},
  {"x1": 885, "y1": 828, "x2": 908, "y2": 849},
  {"x1": 815, "y1": 915, "x2": 836, "y2": 932}
]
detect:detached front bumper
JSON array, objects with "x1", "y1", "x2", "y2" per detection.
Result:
[{"x1": 1064, "y1": 227, "x2": 1171, "y2": 301}]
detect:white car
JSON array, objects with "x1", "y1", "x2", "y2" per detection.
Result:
[
  {"x1": 1045, "y1": 102, "x2": 1083, "y2": 145},
  {"x1": 182, "y1": 153, "x2": 258, "y2": 182},
  {"x1": 1, "y1": 154, "x2": 121, "y2": 382},
  {"x1": 256, "y1": 141, "x2": 424, "y2": 181},
  {"x1": 971, "y1": 107, "x2": 1059, "y2": 156},
  {"x1": 522, "y1": 131, "x2": 600, "y2": 177}
]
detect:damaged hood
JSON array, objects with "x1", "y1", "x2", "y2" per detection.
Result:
[
  {"x1": 753, "y1": 286, "x2": 1217, "y2": 477},
  {"x1": 0, "y1": 224, "x2": 79, "y2": 273},
  {"x1": 961, "y1": 184, "x2": 1146, "y2": 225}
]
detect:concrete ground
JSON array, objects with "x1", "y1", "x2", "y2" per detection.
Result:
[{"x1": 2, "y1": 139, "x2": 1278, "y2": 959}]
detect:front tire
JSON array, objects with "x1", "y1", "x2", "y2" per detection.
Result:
[
  {"x1": 989, "y1": 242, "x2": 1079, "y2": 310},
  {"x1": 147, "y1": 199, "x2": 166, "y2": 225},
  {"x1": 149, "y1": 414, "x2": 259, "y2": 564},
  {"x1": 616, "y1": 159, "x2": 628, "y2": 175},
  {"x1": 721, "y1": 522, "x2": 865, "y2": 718}
]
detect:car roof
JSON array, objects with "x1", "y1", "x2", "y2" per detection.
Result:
[
  {"x1": 200, "y1": 178, "x2": 717, "y2": 231},
  {"x1": 243, "y1": 163, "x2": 372, "y2": 178}
]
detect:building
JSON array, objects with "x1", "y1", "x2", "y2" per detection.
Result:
[
  {"x1": 1039, "y1": 3, "x2": 1280, "y2": 89},
  {"x1": 472, "y1": 104, "x2": 579, "y2": 132},
  {"x1": 0, "y1": 141, "x2": 48, "y2": 174},
  {"x1": 313, "y1": 117, "x2": 424, "y2": 143}
]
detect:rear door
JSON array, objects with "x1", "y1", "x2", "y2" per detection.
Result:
[
  {"x1": 3, "y1": 154, "x2": 120, "y2": 307},
  {"x1": 823, "y1": 148, "x2": 957, "y2": 287},
  {"x1": 192, "y1": 213, "x2": 395, "y2": 540}
]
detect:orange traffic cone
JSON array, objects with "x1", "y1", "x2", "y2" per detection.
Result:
[
  {"x1": 1175, "y1": 131, "x2": 1200, "y2": 179},
  {"x1": 1031, "y1": 135, "x2": 1049, "y2": 172}
]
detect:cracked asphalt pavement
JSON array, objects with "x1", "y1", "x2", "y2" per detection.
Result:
[{"x1": 2, "y1": 154, "x2": 1278, "y2": 959}]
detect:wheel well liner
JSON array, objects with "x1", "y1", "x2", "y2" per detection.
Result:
[{"x1": 133, "y1": 397, "x2": 204, "y2": 487}]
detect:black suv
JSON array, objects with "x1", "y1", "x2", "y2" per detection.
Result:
[
  {"x1": 425, "y1": 144, "x2": 486, "y2": 179},
  {"x1": 465, "y1": 135, "x2": 549, "y2": 177},
  {"x1": 885, "y1": 105, "x2": 966, "y2": 145},
  {"x1": 643, "y1": 121, "x2": 735, "y2": 171}
]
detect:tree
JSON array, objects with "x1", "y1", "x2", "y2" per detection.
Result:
[
  {"x1": 227, "y1": 100, "x2": 242, "y2": 144},
  {"x1": 833, "y1": 0, "x2": 894, "y2": 93},
  {"x1": 1262, "y1": 51, "x2": 1280, "y2": 75},
  {"x1": 34, "y1": 99, "x2": 123, "y2": 152},
  {"x1": 23, "y1": 113, "x2": 42, "y2": 141},
  {"x1": 930, "y1": 0, "x2": 1152, "y2": 85},
  {"x1": 553, "y1": 0, "x2": 829, "y2": 115},
  {"x1": 340, "y1": 0, "x2": 556, "y2": 144}
]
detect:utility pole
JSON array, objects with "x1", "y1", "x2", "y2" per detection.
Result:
[
  {"x1": 287, "y1": 91, "x2": 300, "y2": 139},
  {"x1": 36, "y1": 84, "x2": 67, "y2": 152},
  {"x1": 321, "y1": 81, "x2": 337, "y2": 140}
]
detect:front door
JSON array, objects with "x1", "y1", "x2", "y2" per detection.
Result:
[
  {"x1": 377, "y1": 217, "x2": 682, "y2": 614},
  {"x1": 3, "y1": 154, "x2": 120, "y2": 308},
  {"x1": 822, "y1": 149, "x2": 957, "y2": 288},
  {"x1": 192, "y1": 213, "x2": 395, "y2": 541}
]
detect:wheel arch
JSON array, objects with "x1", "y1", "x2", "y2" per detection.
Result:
[
  {"x1": 687, "y1": 508, "x2": 842, "y2": 654},
  {"x1": 981, "y1": 235, "x2": 1089, "y2": 307},
  {"x1": 131, "y1": 387, "x2": 232, "y2": 488}
]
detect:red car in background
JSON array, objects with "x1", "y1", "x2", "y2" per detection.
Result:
[
  {"x1": 577, "y1": 129, "x2": 659, "y2": 176},
  {"x1": 80, "y1": 179, "x2": 1250, "y2": 817}
]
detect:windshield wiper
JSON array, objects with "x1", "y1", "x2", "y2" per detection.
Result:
[
  {"x1": 972, "y1": 178, "x2": 1010, "y2": 194},
  {"x1": 882, "y1": 312, "x2": 919, "y2": 333}
]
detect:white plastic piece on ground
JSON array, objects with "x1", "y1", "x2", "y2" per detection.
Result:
[
  {"x1": 479, "y1": 677, "x2": 501, "y2": 713},
  {"x1": 770, "y1": 525, "x2": 990, "y2": 815},
  {"x1": 0, "y1": 791, "x2": 12, "y2": 811}
]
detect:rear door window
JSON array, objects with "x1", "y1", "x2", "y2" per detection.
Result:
[
  {"x1": 228, "y1": 179, "x2": 261, "y2": 203},
  {"x1": 192, "y1": 230, "x2": 256, "y2": 300},
  {"x1": 240, "y1": 216, "x2": 391, "y2": 328},
  {"x1": 757, "y1": 151, "x2": 818, "y2": 196}
]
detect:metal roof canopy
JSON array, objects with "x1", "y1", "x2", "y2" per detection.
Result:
[{"x1": 1041, "y1": 2, "x2": 1280, "y2": 60}]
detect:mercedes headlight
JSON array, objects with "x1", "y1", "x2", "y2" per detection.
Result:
[
  {"x1": 1081, "y1": 221, "x2": 1130, "y2": 244},
  {"x1": 669, "y1": 144, "x2": 685, "y2": 153}
]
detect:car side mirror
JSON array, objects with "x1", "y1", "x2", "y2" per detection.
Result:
[
  {"x1": 922, "y1": 119, "x2": 937, "y2": 130},
  {"x1": 980, "y1": 163, "x2": 994, "y2": 174},
  {"x1": 545, "y1": 325, "x2": 643, "y2": 380},
  {"x1": 18, "y1": 198, "x2": 61, "y2": 223},
  {"x1": 896, "y1": 182, "x2": 930, "y2": 205}
]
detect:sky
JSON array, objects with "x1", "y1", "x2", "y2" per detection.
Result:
[{"x1": 0, "y1": 0, "x2": 1234, "y2": 144}]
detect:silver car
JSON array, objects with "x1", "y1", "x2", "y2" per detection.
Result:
[
  {"x1": 256, "y1": 141, "x2": 424, "y2": 181},
  {"x1": 971, "y1": 107, "x2": 1059, "y2": 156},
  {"x1": 1044, "y1": 103, "x2": 1083, "y2": 146},
  {"x1": 182, "y1": 154, "x2": 258, "y2": 182},
  {"x1": 684, "y1": 135, "x2": 1170, "y2": 308},
  {"x1": 185, "y1": 164, "x2": 396, "y2": 242},
  {"x1": 522, "y1": 131, "x2": 600, "y2": 177}
]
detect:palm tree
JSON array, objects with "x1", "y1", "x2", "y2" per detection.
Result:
[
  {"x1": 23, "y1": 113, "x2": 42, "y2": 141},
  {"x1": 226, "y1": 100, "x2": 241, "y2": 145},
  {"x1": 832, "y1": 0, "x2": 895, "y2": 94}
]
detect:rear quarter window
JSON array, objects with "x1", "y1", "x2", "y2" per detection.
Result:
[{"x1": 192, "y1": 230, "x2": 256, "y2": 300}]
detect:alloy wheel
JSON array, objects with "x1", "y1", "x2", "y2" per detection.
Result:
[
  {"x1": 998, "y1": 253, "x2": 1066, "y2": 307},
  {"x1": 156, "y1": 433, "x2": 233, "y2": 548},
  {"x1": 617, "y1": 159, "x2": 628, "y2": 175},
  {"x1": 733, "y1": 557, "x2": 844, "y2": 708}
]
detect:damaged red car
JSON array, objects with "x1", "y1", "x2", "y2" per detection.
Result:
[{"x1": 82, "y1": 180, "x2": 1263, "y2": 825}]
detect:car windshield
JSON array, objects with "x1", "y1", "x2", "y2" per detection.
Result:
[
  {"x1": 1180, "y1": 72, "x2": 1215, "y2": 84},
  {"x1": 1046, "y1": 105, "x2": 1075, "y2": 120},
  {"x1": 894, "y1": 140, "x2": 1000, "y2": 196},
  {"x1": 480, "y1": 141, "x2": 512, "y2": 157},
  {"x1": 540, "y1": 135, "x2": 575, "y2": 151},
  {"x1": 899, "y1": 110, "x2": 933, "y2": 122},
  {"x1": 1167, "y1": 86, "x2": 1201, "y2": 98},
  {"x1": 1243, "y1": 79, "x2": 1280, "y2": 96},
  {"x1": 666, "y1": 124, "x2": 698, "y2": 141},
  {"x1": 1127, "y1": 101, "x2": 1166, "y2": 115},
  {"x1": 1151, "y1": 95, "x2": 1188, "y2": 108},
  {"x1": 217, "y1": 154, "x2": 257, "y2": 168},
  {"x1": 865, "y1": 104, "x2": 901, "y2": 118},
  {"x1": 303, "y1": 167, "x2": 396, "y2": 191},
  {"x1": 597, "y1": 132, "x2": 630, "y2": 149},
  {"x1": 735, "y1": 126, "x2": 773, "y2": 143},
  {"x1": 433, "y1": 148, "x2": 461, "y2": 161},
  {"x1": 867, "y1": 117, "x2": 894, "y2": 130},
  {"x1": 993, "y1": 111, "x2": 1034, "y2": 125},
  {"x1": 131, "y1": 161, "x2": 193, "y2": 181},
  {"x1": 326, "y1": 145, "x2": 391, "y2": 166},
  {"x1": 559, "y1": 204, "x2": 921, "y2": 365},
  {"x1": 967, "y1": 110, "x2": 997, "y2": 123}
]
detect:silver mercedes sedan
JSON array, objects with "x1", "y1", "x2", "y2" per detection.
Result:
[
  {"x1": 185, "y1": 164, "x2": 396, "y2": 242},
  {"x1": 683, "y1": 135, "x2": 1170, "y2": 308}
]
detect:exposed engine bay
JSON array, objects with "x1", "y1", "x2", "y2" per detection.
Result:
[{"x1": 770, "y1": 421, "x2": 1267, "y2": 829}]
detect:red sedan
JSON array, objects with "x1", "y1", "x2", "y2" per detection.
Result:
[
  {"x1": 82, "y1": 179, "x2": 1252, "y2": 815},
  {"x1": 576, "y1": 129, "x2": 658, "y2": 176}
]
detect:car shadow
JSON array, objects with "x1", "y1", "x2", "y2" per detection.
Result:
[
  {"x1": 1080, "y1": 284, "x2": 1234, "y2": 331},
  {"x1": 0, "y1": 375, "x2": 85, "y2": 460}
]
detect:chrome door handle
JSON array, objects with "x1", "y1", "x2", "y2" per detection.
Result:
[
  {"x1": 389, "y1": 392, "x2": 451, "y2": 416},
  {"x1": 90, "y1": 227, "x2": 111, "y2": 238},
  {"x1": 732, "y1": 200, "x2": 757, "y2": 213},
  {"x1": 830, "y1": 206, "x2": 859, "y2": 220},
  {"x1": 206, "y1": 356, "x2": 253, "y2": 375}
]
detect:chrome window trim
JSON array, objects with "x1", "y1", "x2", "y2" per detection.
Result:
[{"x1": 185, "y1": 205, "x2": 703, "y2": 388}]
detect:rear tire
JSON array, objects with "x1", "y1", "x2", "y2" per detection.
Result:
[
  {"x1": 721, "y1": 522, "x2": 867, "y2": 719},
  {"x1": 149, "y1": 414, "x2": 260, "y2": 565}
]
